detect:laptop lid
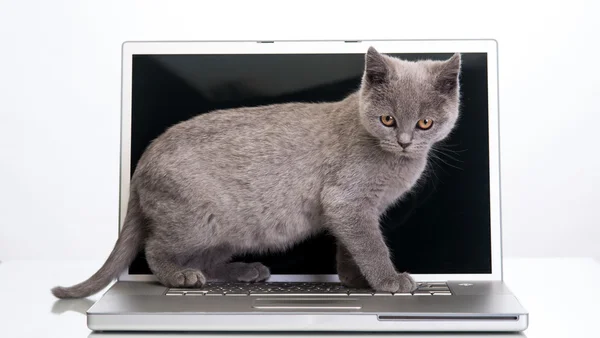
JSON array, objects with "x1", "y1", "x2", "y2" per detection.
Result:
[{"x1": 117, "y1": 40, "x2": 501, "y2": 283}]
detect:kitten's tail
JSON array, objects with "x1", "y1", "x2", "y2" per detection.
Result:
[{"x1": 51, "y1": 190, "x2": 145, "y2": 299}]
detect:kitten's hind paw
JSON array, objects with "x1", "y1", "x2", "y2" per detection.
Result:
[
  {"x1": 236, "y1": 262, "x2": 271, "y2": 282},
  {"x1": 209, "y1": 262, "x2": 271, "y2": 283},
  {"x1": 171, "y1": 269, "x2": 207, "y2": 288},
  {"x1": 215, "y1": 262, "x2": 271, "y2": 283},
  {"x1": 250, "y1": 262, "x2": 271, "y2": 282}
]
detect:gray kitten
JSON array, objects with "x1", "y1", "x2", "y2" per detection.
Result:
[{"x1": 52, "y1": 47, "x2": 461, "y2": 299}]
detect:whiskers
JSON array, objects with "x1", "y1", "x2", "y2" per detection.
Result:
[
  {"x1": 354, "y1": 134, "x2": 381, "y2": 145},
  {"x1": 428, "y1": 143, "x2": 466, "y2": 172},
  {"x1": 378, "y1": 140, "x2": 402, "y2": 154}
]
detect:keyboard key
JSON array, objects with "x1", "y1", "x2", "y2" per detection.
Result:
[
  {"x1": 165, "y1": 292, "x2": 185, "y2": 296},
  {"x1": 419, "y1": 282, "x2": 447, "y2": 287},
  {"x1": 432, "y1": 291, "x2": 452, "y2": 295}
]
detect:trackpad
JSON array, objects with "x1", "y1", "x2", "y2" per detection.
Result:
[{"x1": 253, "y1": 298, "x2": 361, "y2": 310}]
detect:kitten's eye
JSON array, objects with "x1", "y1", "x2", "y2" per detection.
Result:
[
  {"x1": 380, "y1": 115, "x2": 396, "y2": 127},
  {"x1": 417, "y1": 118, "x2": 434, "y2": 130}
]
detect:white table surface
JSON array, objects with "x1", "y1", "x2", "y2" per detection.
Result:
[{"x1": 0, "y1": 258, "x2": 598, "y2": 338}]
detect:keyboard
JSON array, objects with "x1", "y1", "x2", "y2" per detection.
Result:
[{"x1": 166, "y1": 282, "x2": 451, "y2": 296}]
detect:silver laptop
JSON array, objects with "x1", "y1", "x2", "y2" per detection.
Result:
[{"x1": 86, "y1": 39, "x2": 528, "y2": 332}]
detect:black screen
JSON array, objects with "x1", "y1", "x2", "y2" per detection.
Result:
[{"x1": 129, "y1": 52, "x2": 491, "y2": 275}]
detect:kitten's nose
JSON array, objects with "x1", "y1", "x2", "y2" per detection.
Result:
[{"x1": 398, "y1": 133, "x2": 412, "y2": 149}]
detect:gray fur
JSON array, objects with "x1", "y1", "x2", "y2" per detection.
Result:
[{"x1": 52, "y1": 48, "x2": 461, "y2": 298}]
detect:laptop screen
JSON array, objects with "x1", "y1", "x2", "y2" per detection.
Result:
[{"x1": 128, "y1": 52, "x2": 491, "y2": 275}]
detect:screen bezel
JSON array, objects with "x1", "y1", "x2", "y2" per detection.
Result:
[{"x1": 118, "y1": 40, "x2": 502, "y2": 282}]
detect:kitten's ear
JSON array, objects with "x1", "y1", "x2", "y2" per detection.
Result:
[
  {"x1": 434, "y1": 53, "x2": 461, "y2": 94},
  {"x1": 364, "y1": 47, "x2": 389, "y2": 85}
]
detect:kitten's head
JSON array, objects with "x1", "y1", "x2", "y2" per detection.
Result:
[{"x1": 358, "y1": 47, "x2": 462, "y2": 157}]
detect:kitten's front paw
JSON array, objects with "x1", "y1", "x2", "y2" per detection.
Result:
[
  {"x1": 372, "y1": 272, "x2": 417, "y2": 293},
  {"x1": 170, "y1": 269, "x2": 206, "y2": 288}
]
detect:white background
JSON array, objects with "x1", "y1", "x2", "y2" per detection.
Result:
[{"x1": 0, "y1": 0, "x2": 598, "y2": 261}]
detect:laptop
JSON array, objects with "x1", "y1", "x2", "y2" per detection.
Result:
[{"x1": 86, "y1": 39, "x2": 528, "y2": 332}]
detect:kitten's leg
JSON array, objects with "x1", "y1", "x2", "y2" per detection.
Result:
[
  {"x1": 187, "y1": 246, "x2": 270, "y2": 283},
  {"x1": 145, "y1": 240, "x2": 206, "y2": 288},
  {"x1": 326, "y1": 208, "x2": 417, "y2": 293},
  {"x1": 336, "y1": 241, "x2": 370, "y2": 288}
]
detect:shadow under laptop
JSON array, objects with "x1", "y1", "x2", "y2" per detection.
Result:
[
  {"x1": 51, "y1": 298, "x2": 95, "y2": 315},
  {"x1": 88, "y1": 332, "x2": 527, "y2": 338}
]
